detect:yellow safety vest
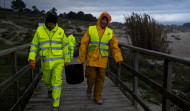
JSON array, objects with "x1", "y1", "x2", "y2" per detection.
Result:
[{"x1": 88, "y1": 25, "x2": 113, "y2": 57}]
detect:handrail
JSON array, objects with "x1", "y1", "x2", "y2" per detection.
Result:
[
  {"x1": 0, "y1": 44, "x2": 30, "y2": 56},
  {"x1": 119, "y1": 42, "x2": 190, "y2": 65},
  {"x1": 0, "y1": 44, "x2": 41, "y2": 111},
  {"x1": 107, "y1": 43, "x2": 190, "y2": 111}
]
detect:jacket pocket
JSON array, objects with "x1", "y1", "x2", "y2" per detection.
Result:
[
  {"x1": 39, "y1": 49, "x2": 48, "y2": 56},
  {"x1": 52, "y1": 49, "x2": 62, "y2": 56}
]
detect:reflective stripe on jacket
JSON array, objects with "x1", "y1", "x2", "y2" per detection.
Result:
[
  {"x1": 28, "y1": 24, "x2": 70, "y2": 69},
  {"x1": 88, "y1": 25, "x2": 113, "y2": 57},
  {"x1": 38, "y1": 26, "x2": 66, "y2": 56}
]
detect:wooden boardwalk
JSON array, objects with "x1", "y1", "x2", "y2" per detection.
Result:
[{"x1": 24, "y1": 58, "x2": 137, "y2": 111}]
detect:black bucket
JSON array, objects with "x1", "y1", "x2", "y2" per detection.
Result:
[{"x1": 65, "y1": 64, "x2": 84, "y2": 84}]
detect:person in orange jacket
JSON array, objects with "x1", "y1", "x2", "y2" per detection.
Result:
[{"x1": 77, "y1": 12, "x2": 123, "y2": 105}]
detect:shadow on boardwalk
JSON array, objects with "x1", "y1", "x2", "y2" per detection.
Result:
[{"x1": 24, "y1": 58, "x2": 137, "y2": 111}]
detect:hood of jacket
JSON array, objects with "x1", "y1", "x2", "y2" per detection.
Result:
[{"x1": 96, "y1": 12, "x2": 112, "y2": 29}]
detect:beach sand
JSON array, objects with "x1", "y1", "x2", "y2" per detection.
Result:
[
  {"x1": 116, "y1": 31, "x2": 190, "y2": 58},
  {"x1": 167, "y1": 31, "x2": 190, "y2": 58}
]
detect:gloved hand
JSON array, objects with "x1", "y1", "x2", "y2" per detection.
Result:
[
  {"x1": 117, "y1": 61, "x2": 122, "y2": 67},
  {"x1": 29, "y1": 60, "x2": 36, "y2": 69},
  {"x1": 64, "y1": 62, "x2": 67, "y2": 66}
]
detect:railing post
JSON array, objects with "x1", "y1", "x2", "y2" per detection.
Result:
[
  {"x1": 28, "y1": 46, "x2": 35, "y2": 91},
  {"x1": 117, "y1": 61, "x2": 121, "y2": 87},
  {"x1": 133, "y1": 51, "x2": 139, "y2": 108},
  {"x1": 162, "y1": 59, "x2": 173, "y2": 111},
  {"x1": 11, "y1": 51, "x2": 21, "y2": 111},
  {"x1": 38, "y1": 60, "x2": 41, "y2": 72},
  {"x1": 117, "y1": 46, "x2": 122, "y2": 87}
]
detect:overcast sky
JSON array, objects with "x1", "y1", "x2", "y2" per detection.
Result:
[{"x1": 1, "y1": 0, "x2": 190, "y2": 25}]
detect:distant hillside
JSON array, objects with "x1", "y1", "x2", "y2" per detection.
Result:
[
  {"x1": 0, "y1": 10, "x2": 127, "y2": 49},
  {"x1": 167, "y1": 22, "x2": 190, "y2": 30},
  {"x1": 181, "y1": 23, "x2": 190, "y2": 29}
]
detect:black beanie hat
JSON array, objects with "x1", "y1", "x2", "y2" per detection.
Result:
[{"x1": 45, "y1": 13, "x2": 57, "y2": 24}]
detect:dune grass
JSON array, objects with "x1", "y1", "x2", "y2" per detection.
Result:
[{"x1": 125, "y1": 13, "x2": 171, "y2": 53}]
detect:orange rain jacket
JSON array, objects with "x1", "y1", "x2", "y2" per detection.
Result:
[{"x1": 77, "y1": 12, "x2": 123, "y2": 68}]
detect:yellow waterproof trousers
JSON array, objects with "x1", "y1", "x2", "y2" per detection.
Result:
[
  {"x1": 85, "y1": 66, "x2": 105, "y2": 101},
  {"x1": 42, "y1": 63, "x2": 63, "y2": 107},
  {"x1": 69, "y1": 47, "x2": 74, "y2": 58}
]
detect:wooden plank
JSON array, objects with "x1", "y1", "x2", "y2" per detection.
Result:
[{"x1": 24, "y1": 58, "x2": 137, "y2": 111}]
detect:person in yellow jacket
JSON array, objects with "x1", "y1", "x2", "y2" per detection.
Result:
[
  {"x1": 78, "y1": 12, "x2": 123, "y2": 105},
  {"x1": 68, "y1": 34, "x2": 76, "y2": 59},
  {"x1": 28, "y1": 13, "x2": 70, "y2": 111}
]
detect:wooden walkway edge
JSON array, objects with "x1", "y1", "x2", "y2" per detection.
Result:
[{"x1": 24, "y1": 58, "x2": 137, "y2": 111}]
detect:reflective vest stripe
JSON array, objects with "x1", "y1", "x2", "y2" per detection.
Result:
[
  {"x1": 53, "y1": 85, "x2": 61, "y2": 89},
  {"x1": 51, "y1": 41, "x2": 61, "y2": 44},
  {"x1": 90, "y1": 41, "x2": 99, "y2": 44},
  {"x1": 62, "y1": 43, "x2": 68, "y2": 47},
  {"x1": 53, "y1": 98, "x2": 60, "y2": 102},
  {"x1": 41, "y1": 57, "x2": 63, "y2": 62},
  {"x1": 51, "y1": 47, "x2": 62, "y2": 50},
  {"x1": 100, "y1": 48, "x2": 109, "y2": 52},
  {"x1": 31, "y1": 43, "x2": 38, "y2": 47},
  {"x1": 39, "y1": 40, "x2": 62, "y2": 45},
  {"x1": 90, "y1": 41, "x2": 108, "y2": 45},
  {"x1": 63, "y1": 52, "x2": 69, "y2": 55},
  {"x1": 30, "y1": 50, "x2": 37, "y2": 53},
  {"x1": 100, "y1": 42, "x2": 108, "y2": 45},
  {"x1": 39, "y1": 47, "x2": 49, "y2": 51}
]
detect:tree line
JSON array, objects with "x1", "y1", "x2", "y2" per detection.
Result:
[
  {"x1": 3, "y1": 0, "x2": 172, "y2": 53},
  {"x1": 3, "y1": 0, "x2": 97, "y2": 22}
]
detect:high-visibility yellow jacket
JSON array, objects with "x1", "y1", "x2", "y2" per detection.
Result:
[
  {"x1": 88, "y1": 25, "x2": 113, "y2": 56},
  {"x1": 28, "y1": 24, "x2": 70, "y2": 70},
  {"x1": 68, "y1": 35, "x2": 76, "y2": 49},
  {"x1": 78, "y1": 12, "x2": 123, "y2": 68}
]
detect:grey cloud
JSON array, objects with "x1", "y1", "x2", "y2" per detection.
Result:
[{"x1": 0, "y1": 0, "x2": 190, "y2": 24}]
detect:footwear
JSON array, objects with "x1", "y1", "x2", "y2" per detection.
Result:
[
  {"x1": 95, "y1": 100, "x2": 103, "y2": 105},
  {"x1": 86, "y1": 93, "x2": 91, "y2": 98},
  {"x1": 51, "y1": 107, "x2": 59, "y2": 111},
  {"x1": 48, "y1": 91, "x2": 52, "y2": 98}
]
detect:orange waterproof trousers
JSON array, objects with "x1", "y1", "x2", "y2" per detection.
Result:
[{"x1": 85, "y1": 66, "x2": 106, "y2": 101}]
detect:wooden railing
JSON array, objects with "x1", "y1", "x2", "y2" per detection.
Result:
[
  {"x1": 1, "y1": 42, "x2": 190, "y2": 111},
  {"x1": 107, "y1": 42, "x2": 190, "y2": 111},
  {"x1": 0, "y1": 44, "x2": 42, "y2": 111}
]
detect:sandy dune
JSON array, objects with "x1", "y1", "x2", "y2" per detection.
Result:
[
  {"x1": 167, "y1": 31, "x2": 190, "y2": 58},
  {"x1": 116, "y1": 30, "x2": 190, "y2": 58}
]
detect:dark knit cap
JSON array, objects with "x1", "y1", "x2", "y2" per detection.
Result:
[{"x1": 45, "y1": 13, "x2": 57, "y2": 24}]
